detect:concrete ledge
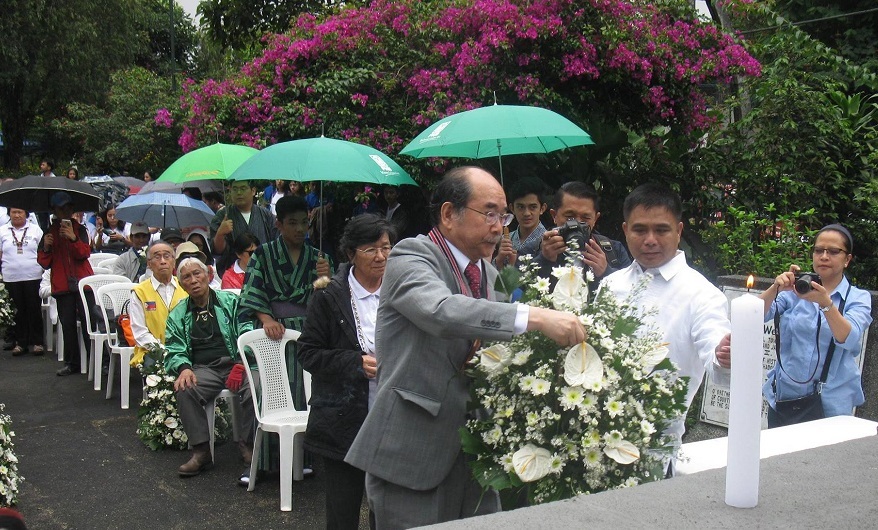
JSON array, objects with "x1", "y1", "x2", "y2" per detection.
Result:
[{"x1": 426, "y1": 434, "x2": 878, "y2": 529}]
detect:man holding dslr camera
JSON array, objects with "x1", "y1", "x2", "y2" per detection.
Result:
[{"x1": 535, "y1": 181, "x2": 631, "y2": 285}]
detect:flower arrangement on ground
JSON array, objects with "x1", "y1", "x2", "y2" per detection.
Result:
[
  {"x1": 136, "y1": 343, "x2": 231, "y2": 451},
  {"x1": 0, "y1": 403, "x2": 24, "y2": 507},
  {"x1": 0, "y1": 276, "x2": 17, "y2": 332},
  {"x1": 462, "y1": 254, "x2": 689, "y2": 504}
]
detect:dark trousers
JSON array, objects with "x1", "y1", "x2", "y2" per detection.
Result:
[
  {"x1": 6, "y1": 279, "x2": 43, "y2": 347},
  {"x1": 323, "y1": 456, "x2": 371, "y2": 530},
  {"x1": 54, "y1": 290, "x2": 91, "y2": 370}
]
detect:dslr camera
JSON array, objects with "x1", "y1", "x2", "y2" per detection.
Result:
[
  {"x1": 794, "y1": 272, "x2": 822, "y2": 294},
  {"x1": 556, "y1": 219, "x2": 592, "y2": 251}
]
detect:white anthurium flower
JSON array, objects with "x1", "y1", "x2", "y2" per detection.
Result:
[
  {"x1": 603, "y1": 439, "x2": 640, "y2": 464},
  {"x1": 163, "y1": 417, "x2": 178, "y2": 429},
  {"x1": 551, "y1": 267, "x2": 588, "y2": 310},
  {"x1": 563, "y1": 342, "x2": 603, "y2": 388},
  {"x1": 477, "y1": 344, "x2": 513, "y2": 374},
  {"x1": 145, "y1": 374, "x2": 162, "y2": 387},
  {"x1": 512, "y1": 444, "x2": 553, "y2": 482},
  {"x1": 640, "y1": 343, "x2": 669, "y2": 371}
]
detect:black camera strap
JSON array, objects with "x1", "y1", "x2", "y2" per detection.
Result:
[{"x1": 773, "y1": 282, "x2": 851, "y2": 390}]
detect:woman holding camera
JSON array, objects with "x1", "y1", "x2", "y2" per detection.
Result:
[{"x1": 759, "y1": 224, "x2": 872, "y2": 427}]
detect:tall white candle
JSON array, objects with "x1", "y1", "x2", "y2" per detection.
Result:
[{"x1": 725, "y1": 289, "x2": 763, "y2": 508}]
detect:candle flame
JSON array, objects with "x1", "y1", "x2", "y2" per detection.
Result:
[{"x1": 746, "y1": 275, "x2": 755, "y2": 289}]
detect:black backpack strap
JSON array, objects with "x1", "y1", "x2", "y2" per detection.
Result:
[{"x1": 817, "y1": 282, "x2": 852, "y2": 385}]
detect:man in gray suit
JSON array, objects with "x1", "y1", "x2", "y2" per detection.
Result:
[{"x1": 346, "y1": 166, "x2": 586, "y2": 529}]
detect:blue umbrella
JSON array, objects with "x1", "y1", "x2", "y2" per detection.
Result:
[{"x1": 114, "y1": 192, "x2": 215, "y2": 229}]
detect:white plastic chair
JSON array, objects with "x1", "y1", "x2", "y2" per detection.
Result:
[
  {"x1": 88, "y1": 253, "x2": 118, "y2": 268},
  {"x1": 41, "y1": 296, "x2": 53, "y2": 354},
  {"x1": 204, "y1": 389, "x2": 243, "y2": 463},
  {"x1": 91, "y1": 266, "x2": 112, "y2": 275},
  {"x1": 98, "y1": 258, "x2": 118, "y2": 271},
  {"x1": 78, "y1": 274, "x2": 129, "y2": 382},
  {"x1": 237, "y1": 329, "x2": 310, "y2": 512},
  {"x1": 95, "y1": 282, "x2": 138, "y2": 409}
]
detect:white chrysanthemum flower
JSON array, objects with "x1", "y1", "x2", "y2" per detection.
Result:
[
  {"x1": 534, "y1": 277, "x2": 551, "y2": 294},
  {"x1": 550, "y1": 265, "x2": 571, "y2": 279},
  {"x1": 511, "y1": 348, "x2": 533, "y2": 365},
  {"x1": 483, "y1": 424, "x2": 503, "y2": 445},
  {"x1": 622, "y1": 477, "x2": 639, "y2": 488},
  {"x1": 501, "y1": 453, "x2": 515, "y2": 472},
  {"x1": 526, "y1": 412, "x2": 540, "y2": 426},
  {"x1": 582, "y1": 393, "x2": 598, "y2": 409},
  {"x1": 512, "y1": 444, "x2": 553, "y2": 482},
  {"x1": 563, "y1": 342, "x2": 603, "y2": 387},
  {"x1": 531, "y1": 378, "x2": 551, "y2": 396},
  {"x1": 640, "y1": 420, "x2": 656, "y2": 435},
  {"x1": 519, "y1": 375, "x2": 536, "y2": 391},
  {"x1": 559, "y1": 387, "x2": 584, "y2": 410},
  {"x1": 605, "y1": 399, "x2": 624, "y2": 417},
  {"x1": 549, "y1": 454, "x2": 564, "y2": 474},
  {"x1": 584, "y1": 448, "x2": 603, "y2": 467},
  {"x1": 599, "y1": 336, "x2": 616, "y2": 352}
]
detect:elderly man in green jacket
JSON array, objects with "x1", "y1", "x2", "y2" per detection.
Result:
[{"x1": 164, "y1": 253, "x2": 255, "y2": 477}]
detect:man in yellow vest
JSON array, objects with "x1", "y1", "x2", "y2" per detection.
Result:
[{"x1": 129, "y1": 240, "x2": 188, "y2": 366}]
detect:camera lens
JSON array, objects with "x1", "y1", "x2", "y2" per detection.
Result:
[{"x1": 795, "y1": 274, "x2": 814, "y2": 294}]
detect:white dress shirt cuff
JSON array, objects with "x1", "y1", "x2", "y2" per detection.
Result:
[{"x1": 513, "y1": 303, "x2": 529, "y2": 335}]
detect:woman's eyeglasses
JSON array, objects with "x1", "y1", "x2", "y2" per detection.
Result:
[
  {"x1": 357, "y1": 246, "x2": 393, "y2": 258},
  {"x1": 813, "y1": 247, "x2": 847, "y2": 257}
]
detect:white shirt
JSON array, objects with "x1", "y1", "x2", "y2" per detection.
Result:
[
  {"x1": 601, "y1": 250, "x2": 730, "y2": 445},
  {"x1": 385, "y1": 203, "x2": 401, "y2": 220},
  {"x1": 129, "y1": 275, "x2": 183, "y2": 348},
  {"x1": 349, "y1": 267, "x2": 380, "y2": 409},
  {"x1": 0, "y1": 220, "x2": 44, "y2": 282}
]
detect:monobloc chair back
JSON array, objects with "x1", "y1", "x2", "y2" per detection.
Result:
[
  {"x1": 95, "y1": 282, "x2": 138, "y2": 409},
  {"x1": 78, "y1": 274, "x2": 129, "y2": 384},
  {"x1": 88, "y1": 253, "x2": 119, "y2": 268},
  {"x1": 237, "y1": 328, "x2": 310, "y2": 512}
]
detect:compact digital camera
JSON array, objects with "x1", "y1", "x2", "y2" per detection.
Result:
[{"x1": 794, "y1": 272, "x2": 822, "y2": 294}]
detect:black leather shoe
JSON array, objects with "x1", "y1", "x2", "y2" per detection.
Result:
[
  {"x1": 237, "y1": 469, "x2": 250, "y2": 487},
  {"x1": 56, "y1": 366, "x2": 74, "y2": 376}
]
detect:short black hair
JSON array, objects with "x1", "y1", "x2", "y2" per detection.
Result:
[
  {"x1": 232, "y1": 231, "x2": 260, "y2": 254},
  {"x1": 508, "y1": 176, "x2": 546, "y2": 205},
  {"x1": 429, "y1": 166, "x2": 484, "y2": 226},
  {"x1": 275, "y1": 195, "x2": 309, "y2": 223},
  {"x1": 339, "y1": 214, "x2": 397, "y2": 261},
  {"x1": 41, "y1": 157, "x2": 55, "y2": 171},
  {"x1": 203, "y1": 191, "x2": 223, "y2": 204},
  {"x1": 554, "y1": 181, "x2": 600, "y2": 211},
  {"x1": 182, "y1": 187, "x2": 202, "y2": 201},
  {"x1": 623, "y1": 183, "x2": 682, "y2": 221}
]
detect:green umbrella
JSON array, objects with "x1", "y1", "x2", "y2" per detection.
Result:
[
  {"x1": 400, "y1": 104, "x2": 594, "y2": 184},
  {"x1": 228, "y1": 136, "x2": 417, "y2": 186},
  {"x1": 157, "y1": 143, "x2": 259, "y2": 183},
  {"x1": 229, "y1": 136, "x2": 417, "y2": 252}
]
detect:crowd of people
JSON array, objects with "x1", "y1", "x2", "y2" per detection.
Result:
[{"x1": 1, "y1": 163, "x2": 872, "y2": 530}]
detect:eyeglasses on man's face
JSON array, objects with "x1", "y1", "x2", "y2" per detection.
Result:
[
  {"x1": 356, "y1": 246, "x2": 393, "y2": 258},
  {"x1": 149, "y1": 252, "x2": 175, "y2": 262},
  {"x1": 465, "y1": 207, "x2": 514, "y2": 227},
  {"x1": 813, "y1": 247, "x2": 847, "y2": 257}
]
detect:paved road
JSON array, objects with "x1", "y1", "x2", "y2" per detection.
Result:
[{"x1": 1, "y1": 347, "x2": 368, "y2": 529}]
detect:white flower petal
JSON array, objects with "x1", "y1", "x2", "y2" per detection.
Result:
[
  {"x1": 563, "y1": 342, "x2": 603, "y2": 388},
  {"x1": 477, "y1": 344, "x2": 513, "y2": 375},
  {"x1": 512, "y1": 444, "x2": 553, "y2": 482},
  {"x1": 603, "y1": 439, "x2": 640, "y2": 464},
  {"x1": 551, "y1": 267, "x2": 588, "y2": 310},
  {"x1": 641, "y1": 344, "x2": 669, "y2": 371}
]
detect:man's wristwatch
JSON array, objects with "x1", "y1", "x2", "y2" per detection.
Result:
[{"x1": 819, "y1": 303, "x2": 832, "y2": 313}]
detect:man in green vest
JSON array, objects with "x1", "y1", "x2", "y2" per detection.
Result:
[{"x1": 128, "y1": 241, "x2": 188, "y2": 367}]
